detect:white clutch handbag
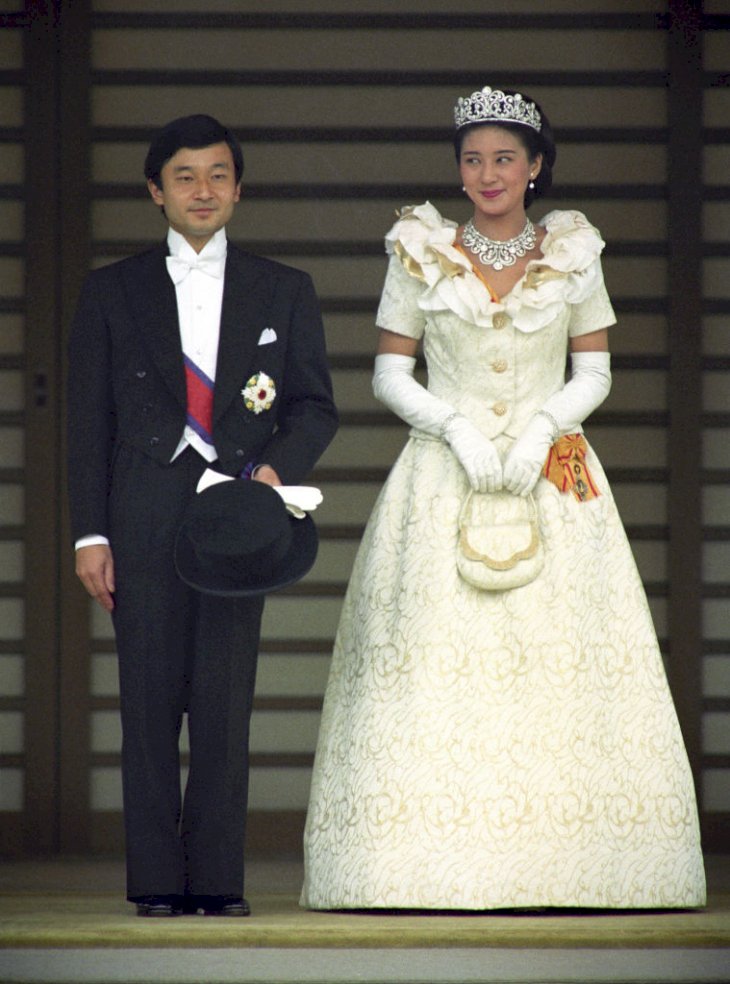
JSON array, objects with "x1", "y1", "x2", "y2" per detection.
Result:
[{"x1": 456, "y1": 489, "x2": 544, "y2": 591}]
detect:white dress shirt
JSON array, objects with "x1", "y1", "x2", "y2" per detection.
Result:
[
  {"x1": 168, "y1": 226, "x2": 226, "y2": 463},
  {"x1": 75, "y1": 227, "x2": 227, "y2": 551}
]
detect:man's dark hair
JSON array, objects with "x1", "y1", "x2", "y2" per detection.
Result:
[{"x1": 144, "y1": 114, "x2": 244, "y2": 189}]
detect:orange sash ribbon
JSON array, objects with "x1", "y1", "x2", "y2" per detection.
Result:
[{"x1": 542, "y1": 433, "x2": 600, "y2": 502}]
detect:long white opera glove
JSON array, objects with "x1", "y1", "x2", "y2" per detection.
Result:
[
  {"x1": 502, "y1": 350, "x2": 612, "y2": 496},
  {"x1": 373, "y1": 352, "x2": 502, "y2": 492}
]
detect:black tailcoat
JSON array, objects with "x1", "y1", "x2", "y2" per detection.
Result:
[{"x1": 67, "y1": 241, "x2": 337, "y2": 900}]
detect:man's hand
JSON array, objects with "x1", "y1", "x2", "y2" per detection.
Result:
[
  {"x1": 252, "y1": 465, "x2": 282, "y2": 487},
  {"x1": 76, "y1": 544, "x2": 116, "y2": 612}
]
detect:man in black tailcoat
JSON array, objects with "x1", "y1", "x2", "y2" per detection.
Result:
[{"x1": 67, "y1": 115, "x2": 337, "y2": 917}]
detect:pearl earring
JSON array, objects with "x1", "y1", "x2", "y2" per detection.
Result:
[{"x1": 528, "y1": 178, "x2": 536, "y2": 190}]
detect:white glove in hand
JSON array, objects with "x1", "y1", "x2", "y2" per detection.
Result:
[
  {"x1": 502, "y1": 413, "x2": 555, "y2": 496},
  {"x1": 443, "y1": 414, "x2": 503, "y2": 492},
  {"x1": 373, "y1": 352, "x2": 502, "y2": 492},
  {"x1": 503, "y1": 350, "x2": 611, "y2": 497}
]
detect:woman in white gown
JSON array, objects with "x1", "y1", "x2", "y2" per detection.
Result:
[{"x1": 301, "y1": 85, "x2": 705, "y2": 910}]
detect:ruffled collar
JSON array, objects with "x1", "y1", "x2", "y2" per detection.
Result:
[{"x1": 385, "y1": 202, "x2": 606, "y2": 334}]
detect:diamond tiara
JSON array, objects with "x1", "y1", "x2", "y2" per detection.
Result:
[{"x1": 454, "y1": 85, "x2": 541, "y2": 132}]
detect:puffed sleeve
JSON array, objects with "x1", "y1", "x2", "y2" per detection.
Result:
[
  {"x1": 567, "y1": 258, "x2": 617, "y2": 338},
  {"x1": 375, "y1": 253, "x2": 427, "y2": 341}
]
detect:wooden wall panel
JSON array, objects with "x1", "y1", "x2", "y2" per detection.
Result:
[{"x1": 2, "y1": 0, "x2": 727, "y2": 857}]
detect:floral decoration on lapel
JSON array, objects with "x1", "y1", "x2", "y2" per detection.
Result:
[{"x1": 242, "y1": 371, "x2": 276, "y2": 414}]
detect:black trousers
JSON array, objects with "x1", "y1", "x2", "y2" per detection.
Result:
[{"x1": 109, "y1": 444, "x2": 263, "y2": 900}]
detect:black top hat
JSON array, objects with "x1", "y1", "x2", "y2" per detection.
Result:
[{"x1": 175, "y1": 480, "x2": 318, "y2": 596}]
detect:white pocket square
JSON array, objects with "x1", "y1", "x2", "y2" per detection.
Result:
[{"x1": 257, "y1": 327, "x2": 277, "y2": 345}]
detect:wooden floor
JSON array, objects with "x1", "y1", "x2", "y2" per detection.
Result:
[{"x1": 0, "y1": 855, "x2": 729, "y2": 983}]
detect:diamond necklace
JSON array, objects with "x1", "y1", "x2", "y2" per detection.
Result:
[{"x1": 461, "y1": 217, "x2": 536, "y2": 271}]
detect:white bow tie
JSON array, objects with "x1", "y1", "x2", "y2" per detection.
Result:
[{"x1": 166, "y1": 254, "x2": 225, "y2": 284}]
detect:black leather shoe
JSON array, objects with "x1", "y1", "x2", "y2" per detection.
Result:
[
  {"x1": 135, "y1": 895, "x2": 183, "y2": 917},
  {"x1": 185, "y1": 895, "x2": 251, "y2": 917}
]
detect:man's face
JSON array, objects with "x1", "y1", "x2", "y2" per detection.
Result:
[{"x1": 147, "y1": 141, "x2": 241, "y2": 252}]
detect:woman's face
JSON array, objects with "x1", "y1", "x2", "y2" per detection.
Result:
[{"x1": 459, "y1": 126, "x2": 541, "y2": 227}]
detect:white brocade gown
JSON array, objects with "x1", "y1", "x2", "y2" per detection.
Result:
[{"x1": 301, "y1": 204, "x2": 706, "y2": 910}]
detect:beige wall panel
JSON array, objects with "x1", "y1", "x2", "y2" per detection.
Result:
[
  {"x1": 703, "y1": 202, "x2": 730, "y2": 241},
  {"x1": 703, "y1": 316, "x2": 730, "y2": 357},
  {"x1": 553, "y1": 201, "x2": 666, "y2": 242},
  {"x1": 0, "y1": 710, "x2": 23, "y2": 754},
  {"x1": 704, "y1": 770, "x2": 730, "y2": 813},
  {"x1": 93, "y1": 0, "x2": 668, "y2": 12},
  {"x1": 704, "y1": 258, "x2": 730, "y2": 299},
  {"x1": 0, "y1": 599, "x2": 23, "y2": 640},
  {"x1": 90, "y1": 710, "x2": 120, "y2": 754},
  {"x1": 309, "y1": 540, "x2": 358, "y2": 582},
  {"x1": 0, "y1": 144, "x2": 23, "y2": 182},
  {"x1": 93, "y1": 28, "x2": 664, "y2": 72},
  {"x1": 705, "y1": 372, "x2": 730, "y2": 413},
  {"x1": 0, "y1": 542, "x2": 23, "y2": 582},
  {"x1": 91, "y1": 653, "x2": 118, "y2": 697},
  {"x1": 611, "y1": 483, "x2": 666, "y2": 526},
  {"x1": 318, "y1": 425, "x2": 408, "y2": 469},
  {"x1": 556, "y1": 143, "x2": 665, "y2": 186},
  {"x1": 248, "y1": 767, "x2": 312, "y2": 811},
  {"x1": 704, "y1": 656, "x2": 730, "y2": 699},
  {"x1": 325, "y1": 314, "x2": 380, "y2": 357},
  {"x1": 0, "y1": 484, "x2": 23, "y2": 525},
  {"x1": 585, "y1": 424, "x2": 666, "y2": 469},
  {"x1": 261, "y1": 596, "x2": 343, "y2": 640},
  {"x1": 0, "y1": 29, "x2": 21, "y2": 70},
  {"x1": 90, "y1": 767, "x2": 121, "y2": 811},
  {"x1": 331, "y1": 368, "x2": 380, "y2": 412},
  {"x1": 250, "y1": 710, "x2": 320, "y2": 755},
  {"x1": 93, "y1": 86, "x2": 666, "y2": 130},
  {"x1": 0, "y1": 203, "x2": 23, "y2": 242},
  {"x1": 316, "y1": 481, "x2": 382, "y2": 524},
  {"x1": 704, "y1": 713, "x2": 730, "y2": 755},
  {"x1": 0, "y1": 259, "x2": 24, "y2": 299},
  {"x1": 704, "y1": 543, "x2": 730, "y2": 585},
  {"x1": 0, "y1": 769, "x2": 22, "y2": 811},
  {"x1": 704, "y1": 600, "x2": 730, "y2": 641},
  {"x1": 0, "y1": 655, "x2": 23, "y2": 697},
  {"x1": 705, "y1": 28, "x2": 730, "y2": 71},
  {"x1": 606, "y1": 368, "x2": 665, "y2": 411},
  {"x1": 256, "y1": 653, "x2": 331, "y2": 698},
  {"x1": 631, "y1": 541, "x2": 666, "y2": 583},
  {"x1": 703, "y1": 486, "x2": 730, "y2": 526},
  {"x1": 0, "y1": 87, "x2": 22, "y2": 127},
  {"x1": 705, "y1": 146, "x2": 730, "y2": 187},
  {"x1": 0, "y1": 370, "x2": 23, "y2": 412},
  {"x1": 611, "y1": 315, "x2": 666, "y2": 356},
  {"x1": 0, "y1": 315, "x2": 23, "y2": 357},
  {"x1": 601, "y1": 256, "x2": 666, "y2": 298},
  {"x1": 0, "y1": 427, "x2": 24, "y2": 470},
  {"x1": 703, "y1": 429, "x2": 730, "y2": 469},
  {"x1": 704, "y1": 89, "x2": 730, "y2": 128}
]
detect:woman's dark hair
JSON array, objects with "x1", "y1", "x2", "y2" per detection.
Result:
[
  {"x1": 453, "y1": 90, "x2": 556, "y2": 209},
  {"x1": 144, "y1": 114, "x2": 244, "y2": 189}
]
